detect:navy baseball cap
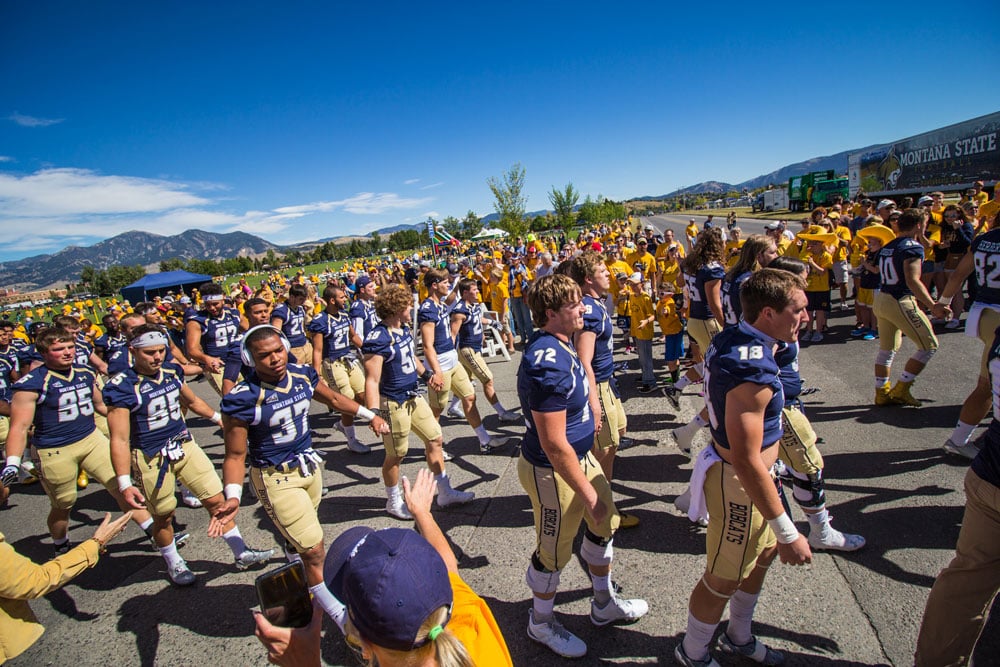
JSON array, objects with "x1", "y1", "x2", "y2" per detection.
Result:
[
  {"x1": 325, "y1": 527, "x2": 452, "y2": 651},
  {"x1": 355, "y1": 275, "x2": 373, "y2": 288}
]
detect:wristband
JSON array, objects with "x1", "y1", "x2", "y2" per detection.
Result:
[
  {"x1": 355, "y1": 406, "x2": 376, "y2": 421},
  {"x1": 5, "y1": 455, "x2": 21, "y2": 468},
  {"x1": 211, "y1": 411, "x2": 223, "y2": 425},
  {"x1": 421, "y1": 369, "x2": 433, "y2": 382},
  {"x1": 224, "y1": 483, "x2": 243, "y2": 502},
  {"x1": 117, "y1": 475, "x2": 134, "y2": 492},
  {"x1": 767, "y1": 513, "x2": 800, "y2": 545},
  {"x1": 937, "y1": 295, "x2": 953, "y2": 306}
]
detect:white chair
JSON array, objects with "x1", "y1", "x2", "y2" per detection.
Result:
[{"x1": 483, "y1": 310, "x2": 511, "y2": 361}]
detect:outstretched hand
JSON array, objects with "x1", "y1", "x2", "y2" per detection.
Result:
[
  {"x1": 208, "y1": 497, "x2": 240, "y2": 537},
  {"x1": 402, "y1": 468, "x2": 437, "y2": 517},
  {"x1": 253, "y1": 600, "x2": 323, "y2": 666}
]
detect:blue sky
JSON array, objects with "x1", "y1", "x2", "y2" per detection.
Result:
[{"x1": 1, "y1": 1, "x2": 998, "y2": 263}]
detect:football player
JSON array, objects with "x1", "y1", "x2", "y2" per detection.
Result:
[{"x1": 185, "y1": 282, "x2": 241, "y2": 396}]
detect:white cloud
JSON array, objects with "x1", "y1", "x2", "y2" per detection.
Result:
[
  {"x1": 0, "y1": 156, "x2": 14, "y2": 163},
  {"x1": 403, "y1": 178, "x2": 420, "y2": 185},
  {"x1": 420, "y1": 182, "x2": 444, "y2": 190},
  {"x1": 422, "y1": 211, "x2": 440, "y2": 219},
  {"x1": 0, "y1": 168, "x2": 209, "y2": 216},
  {"x1": 7, "y1": 112, "x2": 64, "y2": 127},
  {"x1": 274, "y1": 192, "x2": 432, "y2": 216}
]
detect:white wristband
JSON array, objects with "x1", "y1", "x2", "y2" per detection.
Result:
[
  {"x1": 937, "y1": 295, "x2": 953, "y2": 306},
  {"x1": 117, "y1": 475, "x2": 134, "y2": 492},
  {"x1": 211, "y1": 411, "x2": 223, "y2": 426},
  {"x1": 767, "y1": 513, "x2": 800, "y2": 545},
  {"x1": 224, "y1": 483, "x2": 243, "y2": 502},
  {"x1": 5, "y1": 455, "x2": 21, "y2": 469},
  {"x1": 355, "y1": 406, "x2": 376, "y2": 422}
]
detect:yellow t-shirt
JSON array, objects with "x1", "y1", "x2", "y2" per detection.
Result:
[
  {"x1": 974, "y1": 190, "x2": 989, "y2": 207},
  {"x1": 625, "y1": 251, "x2": 656, "y2": 280},
  {"x1": 656, "y1": 296, "x2": 682, "y2": 335},
  {"x1": 804, "y1": 250, "x2": 833, "y2": 292},
  {"x1": 833, "y1": 225, "x2": 853, "y2": 262},
  {"x1": 447, "y1": 573, "x2": 513, "y2": 667},
  {"x1": 490, "y1": 277, "x2": 509, "y2": 313},
  {"x1": 685, "y1": 222, "x2": 699, "y2": 247},
  {"x1": 628, "y1": 292, "x2": 654, "y2": 340},
  {"x1": 510, "y1": 267, "x2": 533, "y2": 298},
  {"x1": 658, "y1": 259, "x2": 682, "y2": 290}
]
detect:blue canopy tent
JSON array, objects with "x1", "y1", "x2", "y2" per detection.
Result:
[{"x1": 119, "y1": 270, "x2": 213, "y2": 304}]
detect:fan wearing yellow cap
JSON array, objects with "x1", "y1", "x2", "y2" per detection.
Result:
[{"x1": 799, "y1": 233, "x2": 835, "y2": 342}]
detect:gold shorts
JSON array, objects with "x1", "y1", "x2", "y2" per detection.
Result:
[
  {"x1": 874, "y1": 293, "x2": 938, "y2": 354},
  {"x1": 595, "y1": 380, "x2": 627, "y2": 449},
  {"x1": 206, "y1": 367, "x2": 226, "y2": 397},
  {"x1": 381, "y1": 395, "x2": 442, "y2": 457},
  {"x1": 458, "y1": 348, "x2": 494, "y2": 385},
  {"x1": 36, "y1": 429, "x2": 117, "y2": 510},
  {"x1": 779, "y1": 406, "x2": 824, "y2": 477},
  {"x1": 517, "y1": 451, "x2": 620, "y2": 572},
  {"x1": 322, "y1": 357, "x2": 365, "y2": 400},
  {"x1": 289, "y1": 342, "x2": 313, "y2": 368},
  {"x1": 688, "y1": 317, "x2": 722, "y2": 353},
  {"x1": 250, "y1": 464, "x2": 324, "y2": 553},
  {"x1": 0, "y1": 416, "x2": 8, "y2": 448},
  {"x1": 704, "y1": 460, "x2": 777, "y2": 583},
  {"x1": 428, "y1": 363, "x2": 475, "y2": 411},
  {"x1": 976, "y1": 308, "x2": 1000, "y2": 379},
  {"x1": 856, "y1": 287, "x2": 875, "y2": 308},
  {"x1": 131, "y1": 438, "x2": 222, "y2": 517}
]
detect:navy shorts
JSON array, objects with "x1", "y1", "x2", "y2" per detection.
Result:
[
  {"x1": 664, "y1": 332, "x2": 685, "y2": 362},
  {"x1": 806, "y1": 290, "x2": 831, "y2": 313}
]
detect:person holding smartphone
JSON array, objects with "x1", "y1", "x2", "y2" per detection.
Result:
[
  {"x1": 215, "y1": 325, "x2": 389, "y2": 627},
  {"x1": 253, "y1": 468, "x2": 512, "y2": 667}
]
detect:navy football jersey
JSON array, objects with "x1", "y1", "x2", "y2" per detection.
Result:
[
  {"x1": 774, "y1": 340, "x2": 802, "y2": 402},
  {"x1": 704, "y1": 321, "x2": 784, "y2": 452},
  {"x1": 221, "y1": 364, "x2": 319, "y2": 468},
  {"x1": 971, "y1": 228, "x2": 1000, "y2": 307},
  {"x1": 362, "y1": 324, "x2": 419, "y2": 403},
  {"x1": 517, "y1": 331, "x2": 593, "y2": 467},
  {"x1": 686, "y1": 262, "x2": 726, "y2": 320},
  {"x1": 721, "y1": 270, "x2": 752, "y2": 326},
  {"x1": 417, "y1": 298, "x2": 455, "y2": 356},
  {"x1": 13, "y1": 365, "x2": 99, "y2": 448},
  {"x1": 16, "y1": 344, "x2": 42, "y2": 369},
  {"x1": 307, "y1": 311, "x2": 354, "y2": 361},
  {"x1": 0, "y1": 357, "x2": 13, "y2": 404},
  {"x1": 878, "y1": 237, "x2": 924, "y2": 299},
  {"x1": 103, "y1": 362, "x2": 189, "y2": 456},
  {"x1": 187, "y1": 308, "x2": 241, "y2": 359},
  {"x1": 73, "y1": 334, "x2": 96, "y2": 368},
  {"x1": 581, "y1": 295, "x2": 615, "y2": 383},
  {"x1": 452, "y1": 300, "x2": 485, "y2": 352},
  {"x1": 349, "y1": 299, "x2": 380, "y2": 338},
  {"x1": 0, "y1": 344, "x2": 19, "y2": 375},
  {"x1": 272, "y1": 302, "x2": 308, "y2": 347}
]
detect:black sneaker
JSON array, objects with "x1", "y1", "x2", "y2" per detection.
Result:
[
  {"x1": 54, "y1": 540, "x2": 72, "y2": 556},
  {"x1": 637, "y1": 384, "x2": 656, "y2": 394},
  {"x1": 661, "y1": 385, "x2": 681, "y2": 409}
]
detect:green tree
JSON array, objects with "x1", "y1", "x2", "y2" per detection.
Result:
[
  {"x1": 159, "y1": 257, "x2": 185, "y2": 272},
  {"x1": 548, "y1": 182, "x2": 579, "y2": 228},
  {"x1": 487, "y1": 162, "x2": 529, "y2": 238},
  {"x1": 441, "y1": 215, "x2": 462, "y2": 239},
  {"x1": 369, "y1": 232, "x2": 382, "y2": 254},
  {"x1": 462, "y1": 210, "x2": 482, "y2": 239}
]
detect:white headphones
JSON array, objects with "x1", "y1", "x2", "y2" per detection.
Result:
[{"x1": 240, "y1": 324, "x2": 291, "y2": 366}]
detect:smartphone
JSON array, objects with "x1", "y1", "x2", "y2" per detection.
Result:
[{"x1": 255, "y1": 561, "x2": 313, "y2": 628}]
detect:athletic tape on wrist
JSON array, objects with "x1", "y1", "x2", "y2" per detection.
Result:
[
  {"x1": 937, "y1": 295, "x2": 953, "y2": 306},
  {"x1": 355, "y1": 406, "x2": 376, "y2": 421},
  {"x1": 767, "y1": 512, "x2": 800, "y2": 544},
  {"x1": 224, "y1": 483, "x2": 243, "y2": 502},
  {"x1": 117, "y1": 474, "x2": 133, "y2": 492}
]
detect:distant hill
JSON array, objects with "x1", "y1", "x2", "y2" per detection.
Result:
[{"x1": 0, "y1": 229, "x2": 278, "y2": 291}]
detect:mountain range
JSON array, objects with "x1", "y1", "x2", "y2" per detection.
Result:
[{"x1": 3, "y1": 143, "x2": 878, "y2": 291}]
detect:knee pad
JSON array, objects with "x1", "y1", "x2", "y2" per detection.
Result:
[
  {"x1": 912, "y1": 348, "x2": 936, "y2": 365},
  {"x1": 790, "y1": 470, "x2": 826, "y2": 509},
  {"x1": 580, "y1": 530, "x2": 614, "y2": 568},
  {"x1": 525, "y1": 555, "x2": 561, "y2": 595},
  {"x1": 875, "y1": 349, "x2": 895, "y2": 367}
]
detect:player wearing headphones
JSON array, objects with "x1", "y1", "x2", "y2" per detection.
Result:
[
  {"x1": 214, "y1": 325, "x2": 388, "y2": 626},
  {"x1": 185, "y1": 282, "x2": 241, "y2": 396}
]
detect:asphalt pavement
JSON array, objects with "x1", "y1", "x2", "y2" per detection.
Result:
[{"x1": 4, "y1": 219, "x2": 996, "y2": 666}]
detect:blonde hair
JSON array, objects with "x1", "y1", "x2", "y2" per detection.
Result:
[
  {"x1": 525, "y1": 274, "x2": 581, "y2": 328},
  {"x1": 375, "y1": 284, "x2": 414, "y2": 321},
  {"x1": 346, "y1": 606, "x2": 472, "y2": 667}
]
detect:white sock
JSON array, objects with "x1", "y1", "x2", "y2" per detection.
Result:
[
  {"x1": 682, "y1": 611, "x2": 719, "y2": 662},
  {"x1": 805, "y1": 508, "x2": 829, "y2": 528},
  {"x1": 492, "y1": 400, "x2": 508, "y2": 414},
  {"x1": 532, "y1": 595, "x2": 556, "y2": 623},
  {"x1": 899, "y1": 371, "x2": 916, "y2": 383},
  {"x1": 310, "y1": 582, "x2": 347, "y2": 633},
  {"x1": 875, "y1": 377, "x2": 889, "y2": 388},
  {"x1": 474, "y1": 425, "x2": 491, "y2": 446},
  {"x1": 591, "y1": 573, "x2": 611, "y2": 605},
  {"x1": 949, "y1": 421, "x2": 977, "y2": 446},
  {"x1": 727, "y1": 590, "x2": 760, "y2": 645},
  {"x1": 448, "y1": 396, "x2": 461, "y2": 412},
  {"x1": 435, "y1": 472, "x2": 452, "y2": 491},
  {"x1": 222, "y1": 526, "x2": 248, "y2": 558},
  {"x1": 693, "y1": 413, "x2": 709, "y2": 428},
  {"x1": 385, "y1": 484, "x2": 401, "y2": 503},
  {"x1": 344, "y1": 425, "x2": 356, "y2": 441},
  {"x1": 285, "y1": 546, "x2": 302, "y2": 564},
  {"x1": 53, "y1": 536, "x2": 69, "y2": 546},
  {"x1": 160, "y1": 541, "x2": 184, "y2": 569},
  {"x1": 675, "y1": 376, "x2": 692, "y2": 390},
  {"x1": 140, "y1": 518, "x2": 154, "y2": 532}
]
